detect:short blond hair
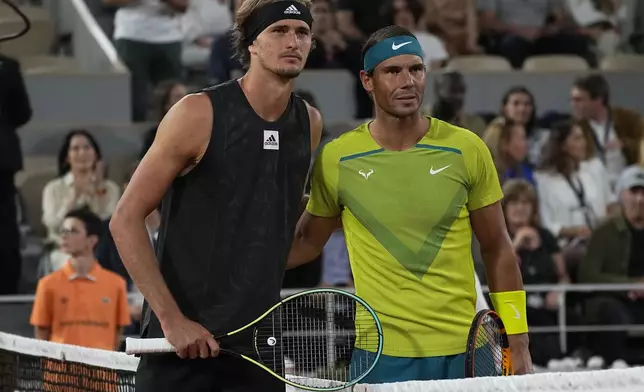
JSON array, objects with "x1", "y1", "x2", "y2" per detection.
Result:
[{"x1": 233, "y1": 0, "x2": 312, "y2": 69}]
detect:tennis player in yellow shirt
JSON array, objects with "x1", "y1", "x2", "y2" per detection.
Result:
[{"x1": 288, "y1": 25, "x2": 533, "y2": 382}]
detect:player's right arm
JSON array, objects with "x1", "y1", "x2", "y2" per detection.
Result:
[
  {"x1": 30, "y1": 278, "x2": 52, "y2": 341},
  {"x1": 288, "y1": 142, "x2": 342, "y2": 268},
  {"x1": 109, "y1": 93, "x2": 219, "y2": 359}
]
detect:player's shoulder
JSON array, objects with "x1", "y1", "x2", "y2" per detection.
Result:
[
  {"x1": 430, "y1": 117, "x2": 487, "y2": 154},
  {"x1": 318, "y1": 121, "x2": 374, "y2": 162}
]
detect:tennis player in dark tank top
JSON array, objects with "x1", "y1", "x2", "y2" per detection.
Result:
[{"x1": 109, "y1": 1, "x2": 322, "y2": 391}]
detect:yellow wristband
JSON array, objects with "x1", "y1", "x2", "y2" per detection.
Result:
[{"x1": 489, "y1": 290, "x2": 529, "y2": 335}]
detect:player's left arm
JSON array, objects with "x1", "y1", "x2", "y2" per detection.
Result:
[
  {"x1": 466, "y1": 136, "x2": 533, "y2": 375},
  {"x1": 306, "y1": 102, "x2": 323, "y2": 153}
]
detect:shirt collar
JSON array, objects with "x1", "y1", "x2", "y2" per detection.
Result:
[
  {"x1": 63, "y1": 172, "x2": 75, "y2": 186},
  {"x1": 62, "y1": 260, "x2": 100, "y2": 281}
]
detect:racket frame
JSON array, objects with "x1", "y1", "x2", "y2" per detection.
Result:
[
  {"x1": 464, "y1": 309, "x2": 513, "y2": 378},
  {"x1": 126, "y1": 288, "x2": 384, "y2": 391}
]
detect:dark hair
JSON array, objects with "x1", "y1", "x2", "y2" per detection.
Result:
[
  {"x1": 57, "y1": 130, "x2": 102, "y2": 177},
  {"x1": 361, "y1": 25, "x2": 417, "y2": 75},
  {"x1": 500, "y1": 86, "x2": 537, "y2": 136},
  {"x1": 65, "y1": 207, "x2": 103, "y2": 239},
  {"x1": 539, "y1": 120, "x2": 587, "y2": 175},
  {"x1": 573, "y1": 72, "x2": 610, "y2": 106},
  {"x1": 380, "y1": 0, "x2": 425, "y2": 26}
]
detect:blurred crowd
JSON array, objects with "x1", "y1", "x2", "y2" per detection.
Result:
[{"x1": 1, "y1": 0, "x2": 644, "y2": 372}]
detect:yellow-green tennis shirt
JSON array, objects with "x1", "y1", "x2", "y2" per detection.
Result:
[{"x1": 306, "y1": 117, "x2": 503, "y2": 358}]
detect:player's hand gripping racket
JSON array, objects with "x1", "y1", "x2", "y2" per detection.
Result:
[
  {"x1": 464, "y1": 309, "x2": 513, "y2": 377},
  {"x1": 126, "y1": 288, "x2": 383, "y2": 391}
]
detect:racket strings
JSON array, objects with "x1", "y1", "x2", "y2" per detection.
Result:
[
  {"x1": 473, "y1": 315, "x2": 504, "y2": 377},
  {"x1": 253, "y1": 292, "x2": 381, "y2": 388}
]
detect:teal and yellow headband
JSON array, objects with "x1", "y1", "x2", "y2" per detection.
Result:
[{"x1": 363, "y1": 35, "x2": 424, "y2": 73}]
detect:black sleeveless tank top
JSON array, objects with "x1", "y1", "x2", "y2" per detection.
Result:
[{"x1": 142, "y1": 80, "x2": 311, "y2": 338}]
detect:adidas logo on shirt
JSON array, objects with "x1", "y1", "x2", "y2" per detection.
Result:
[
  {"x1": 263, "y1": 130, "x2": 279, "y2": 150},
  {"x1": 284, "y1": 5, "x2": 300, "y2": 14}
]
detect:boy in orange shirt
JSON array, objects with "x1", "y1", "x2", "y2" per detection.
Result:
[{"x1": 30, "y1": 208, "x2": 131, "y2": 351}]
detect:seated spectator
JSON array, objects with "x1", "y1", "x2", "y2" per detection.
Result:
[
  {"x1": 578, "y1": 165, "x2": 644, "y2": 368},
  {"x1": 30, "y1": 208, "x2": 131, "y2": 351},
  {"x1": 307, "y1": 0, "x2": 362, "y2": 69},
  {"x1": 42, "y1": 130, "x2": 121, "y2": 273},
  {"x1": 502, "y1": 179, "x2": 567, "y2": 365},
  {"x1": 107, "y1": 0, "x2": 186, "y2": 122},
  {"x1": 483, "y1": 117, "x2": 535, "y2": 186},
  {"x1": 479, "y1": 0, "x2": 595, "y2": 68},
  {"x1": 566, "y1": 0, "x2": 627, "y2": 58},
  {"x1": 209, "y1": 0, "x2": 245, "y2": 83},
  {"x1": 535, "y1": 121, "x2": 613, "y2": 277},
  {"x1": 381, "y1": 0, "x2": 449, "y2": 70},
  {"x1": 430, "y1": 70, "x2": 486, "y2": 136},
  {"x1": 140, "y1": 80, "x2": 189, "y2": 158},
  {"x1": 181, "y1": 0, "x2": 233, "y2": 70},
  {"x1": 423, "y1": 0, "x2": 483, "y2": 56},
  {"x1": 570, "y1": 73, "x2": 644, "y2": 190},
  {"x1": 496, "y1": 86, "x2": 549, "y2": 166}
]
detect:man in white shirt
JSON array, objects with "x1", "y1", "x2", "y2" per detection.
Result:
[
  {"x1": 570, "y1": 73, "x2": 644, "y2": 190},
  {"x1": 105, "y1": 0, "x2": 187, "y2": 121}
]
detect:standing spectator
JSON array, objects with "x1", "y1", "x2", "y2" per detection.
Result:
[
  {"x1": 30, "y1": 208, "x2": 131, "y2": 351},
  {"x1": 42, "y1": 130, "x2": 121, "y2": 273},
  {"x1": 578, "y1": 165, "x2": 644, "y2": 368},
  {"x1": 483, "y1": 117, "x2": 535, "y2": 186},
  {"x1": 431, "y1": 70, "x2": 486, "y2": 136},
  {"x1": 535, "y1": 121, "x2": 613, "y2": 277},
  {"x1": 0, "y1": 53, "x2": 32, "y2": 295},
  {"x1": 306, "y1": 0, "x2": 361, "y2": 69},
  {"x1": 208, "y1": 0, "x2": 245, "y2": 83},
  {"x1": 381, "y1": 0, "x2": 449, "y2": 70},
  {"x1": 566, "y1": 0, "x2": 627, "y2": 58},
  {"x1": 336, "y1": 0, "x2": 387, "y2": 42},
  {"x1": 479, "y1": 0, "x2": 594, "y2": 68},
  {"x1": 181, "y1": 0, "x2": 232, "y2": 70},
  {"x1": 496, "y1": 86, "x2": 550, "y2": 166},
  {"x1": 424, "y1": 0, "x2": 483, "y2": 56},
  {"x1": 106, "y1": 0, "x2": 186, "y2": 121},
  {"x1": 570, "y1": 73, "x2": 644, "y2": 190}
]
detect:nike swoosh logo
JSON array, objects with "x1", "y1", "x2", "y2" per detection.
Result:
[
  {"x1": 507, "y1": 303, "x2": 521, "y2": 319},
  {"x1": 392, "y1": 41, "x2": 412, "y2": 50},
  {"x1": 429, "y1": 165, "x2": 451, "y2": 175}
]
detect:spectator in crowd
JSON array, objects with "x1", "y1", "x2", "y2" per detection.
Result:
[
  {"x1": 306, "y1": 0, "x2": 361, "y2": 69},
  {"x1": 566, "y1": 0, "x2": 627, "y2": 58},
  {"x1": 180, "y1": 0, "x2": 232, "y2": 70},
  {"x1": 479, "y1": 0, "x2": 595, "y2": 68},
  {"x1": 381, "y1": 0, "x2": 449, "y2": 70},
  {"x1": 106, "y1": 0, "x2": 186, "y2": 121},
  {"x1": 0, "y1": 53, "x2": 32, "y2": 295},
  {"x1": 430, "y1": 70, "x2": 486, "y2": 136},
  {"x1": 483, "y1": 117, "x2": 535, "y2": 186},
  {"x1": 496, "y1": 86, "x2": 549, "y2": 166},
  {"x1": 423, "y1": 0, "x2": 483, "y2": 56},
  {"x1": 336, "y1": 0, "x2": 387, "y2": 42},
  {"x1": 570, "y1": 73, "x2": 644, "y2": 190},
  {"x1": 140, "y1": 80, "x2": 189, "y2": 158},
  {"x1": 30, "y1": 208, "x2": 131, "y2": 351},
  {"x1": 42, "y1": 130, "x2": 121, "y2": 273},
  {"x1": 502, "y1": 179, "x2": 567, "y2": 365},
  {"x1": 209, "y1": 0, "x2": 245, "y2": 83},
  {"x1": 578, "y1": 165, "x2": 644, "y2": 368},
  {"x1": 535, "y1": 121, "x2": 613, "y2": 278}
]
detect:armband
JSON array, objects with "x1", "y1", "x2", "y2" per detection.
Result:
[{"x1": 489, "y1": 290, "x2": 529, "y2": 335}]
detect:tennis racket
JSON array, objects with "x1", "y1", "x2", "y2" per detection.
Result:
[
  {"x1": 126, "y1": 288, "x2": 383, "y2": 391},
  {"x1": 464, "y1": 309, "x2": 513, "y2": 378}
]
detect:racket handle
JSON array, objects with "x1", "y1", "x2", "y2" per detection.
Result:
[{"x1": 125, "y1": 337, "x2": 175, "y2": 354}]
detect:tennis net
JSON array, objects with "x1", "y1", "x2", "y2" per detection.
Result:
[{"x1": 2, "y1": 331, "x2": 644, "y2": 392}]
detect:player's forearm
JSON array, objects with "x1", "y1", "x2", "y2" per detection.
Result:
[
  {"x1": 481, "y1": 241, "x2": 523, "y2": 293},
  {"x1": 287, "y1": 236, "x2": 324, "y2": 269},
  {"x1": 109, "y1": 216, "x2": 182, "y2": 323}
]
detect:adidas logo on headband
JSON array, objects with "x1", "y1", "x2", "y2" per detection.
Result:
[{"x1": 284, "y1": 5, "x2": 300, "y2": 14}]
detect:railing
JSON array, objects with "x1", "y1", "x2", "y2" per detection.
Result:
[{"x1": 2, "y1": 283, "x2": 644, "y2": 354}]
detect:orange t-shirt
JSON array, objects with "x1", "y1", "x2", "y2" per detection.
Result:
[{"x1": 30, "y1": 261, "x2": 131, "y2": 351}]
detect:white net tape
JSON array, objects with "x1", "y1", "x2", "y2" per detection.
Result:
[{"x1": 2, "y1": 331, "x2": 643, "y2": 392}]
